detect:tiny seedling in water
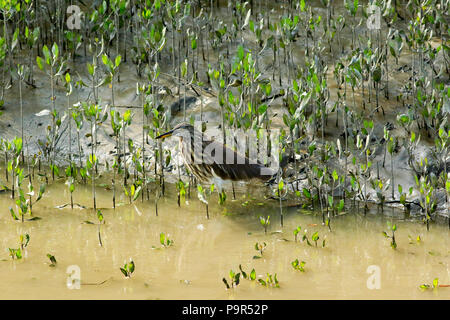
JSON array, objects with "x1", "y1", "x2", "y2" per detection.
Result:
[
  {"x1": 120, "y1": 259, "x2": 135, "y2": 278},
  {"x1": 302, "y1": 230, "x2": 326, "y2": 247},
  {"x1": 9, "y1": 233, "x2": 30, "y2": 260},
  {"x1": 176, "y1": 179, "x2": 186, "y2": 207},
  {"x1": 259, "y1": 215, "x2": 270, "y2": 234},
  {"x1": 97, "y1": 210, "x2": 105, "y2": 247},
  {"x1": 83, "y1": 211, "x2": 105, "y2": 247},
  {"x1": 312, "y1": 231, "x2": 320, "y2": 247},
  {"x1": 9, "y1": 248, "x2": 22, "y2": 260},
  {"x1": 258, "y1": 273, "x2": 279, "y2": 288},
  {"x1": 197, "y1": 184, "x2": 213, "y2": 219},
  {"x1": 19, "y1": 233, "x2": 30, "y2": 251},
  {"x1": 419, "y1": 278, "x2": 450, "y2": 290},
  {"x1": 123, "y1": 183, "x2": 142, "y2": 204},
  {"x1": 253, "y1": 242, "x2": 267, "y2": 259},
  {"x1": 159, "y1": 232, "x2": 174, "y2": 247},
  {"x1": 239, "y1": 265, "x2": 256, "y2": 281},
  {"x1": 325, "y1": 216, "x2": 332, "y2": 232},
  {"x1": 382, "y1": 221, "x2": 397, "y2": 249},
  {"x1": 291, "y1": 259, "x2": 306, "y2": 272},
  {"x1": 218, "y1": 190, "x2": 227, "y2": 205},
  {"x1": 9, "y1": 179, "x2": 45, "y2": 222},
  {"x1": 47, "y1": 253, "x2": 57, "y2": 267},
  {"x1": 293, "y1": 226, "x2": 301, "y2": 242},
  {"x1": 222, "y1": 269, "x2": 240, "y2": 289},
  {"x1": 408, "y1": 235, "x2": 422, "y2": 245}
]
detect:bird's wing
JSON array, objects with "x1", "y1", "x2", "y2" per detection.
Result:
[{"x1": 201, "y1": 139, "x2": 276, "y2": 181}]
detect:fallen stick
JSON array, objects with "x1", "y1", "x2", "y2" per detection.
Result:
[
  {"x1": 55, "y1": 203, "x2": 87, "y2": 209},
  {"x1": 81, "y1": 277, "x2": 111, "y2": 286}
]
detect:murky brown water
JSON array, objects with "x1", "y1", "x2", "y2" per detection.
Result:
[
  {"x1": 0, "y1": 0, "x2": 449, "y2": 300},
  {"x1": 0, "y1": 177, "x2": 448, "y2": 300}
]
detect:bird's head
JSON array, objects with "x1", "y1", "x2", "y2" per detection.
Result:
[{"x1": 155, "y1": 122, "x2": 195, "y2": 140}]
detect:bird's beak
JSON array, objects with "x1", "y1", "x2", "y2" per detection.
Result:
[{"x1": 156, "y1": 129, "x2": 174, "y2": 140}]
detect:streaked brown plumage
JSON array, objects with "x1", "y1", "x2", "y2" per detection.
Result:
[{"x1": 156, "y1": 123, "x2": 277, "y2": 183}]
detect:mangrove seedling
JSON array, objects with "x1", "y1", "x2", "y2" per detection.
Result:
[
  {"x1": 218, "y1": 189, "x2": 227, "y2": 205},
  {"x1": 253, "y1": 242, "x2": 267, "y2": 259},
  {"x1": 327, "y1": 169, "x2": 344, "y2": 221},
  {"x1": 47, "y1": 254, "x2": 57, "y2": 267},
  {"x1": 101, "y1": 53, "x2": 121, "y2": 107},
  {"x1": 71, "y1": 105, "x2": 85, "y2": 178},
  {"x1": 447, "y1": 177, "x2": 450, "y2": 230},
  {"x1": 293, "y1": 226, "x2": 301, "y2": 242},
  {"x1": 197, "y1": 184, "x2": 214, "y2": 219},
  {"x1": 222, "y1": 269, "x2": 240, "y2": 289},
  {"x1": 415, "y1": 157, "x2": 437, "y2": 231},
  {"x1": 303, "y1": 230, "x2": 326, "y2": 248},
  {"x1": 36, "y1": 43, "x2": 66, "y2": 177},
  {"x1": 382, "y1": 222, "x2": 397, "y2": 249},
  {"x1": 258, "y1": 273, "x2": 279, "y2": 288},
  {"x1": 311, "y1": 231, "x2": 320, "y2": 247},
  {"x1": 24, "y1": 181, "x2": 45, "y2": 217},
  {"x1": 6, "y1": 136, "x2": 22, "y2": 199},
  {"x1": 387, "y1": 136, "x2": 397, "y2": 200},
  {"x1": 8, "y1": 248, "x2": 22, "y2": 260},
  {"x1": 97, "y1": 210, "x2": 105, "y2": 247},
  {"x1": 86, "y1": 154, "x2": 98, "y2": 211},
  {"x1": 63, "y1": 73, "x2": 73, "y2": 163},
  {"x1": 65, "y1": 163, "x2": 77, "y2": 209},
  {"x1": 408, "y1": 235, "x2": 422, "y2": 245},
  {"x1": 9, "y1": 233, "x2": 30, "y2": 260},
  {"x1": 24, "y1": 26, "x2": 40, "y2": 85},
  {"x1": 83, "y1": 102, "x2": 107, "y2": 210},
  {"x1": 419, "y1": 278, "x2": 444, "y2": 290},
  {"x1": 19, "y1": 233, "x2": 30, "y2": 251},
  {"x1": 123, "y1": 183, "x2": 142, "y2": 205},
  {"x1": 176, "y1": 179, "x2": 186, "y2": 207},
  {"x1": 110, "y1": 109, "x2": 123, "y2": 208},
  {"x1": 120, "y1": 259, "x2": 135, "y2": 278},
  {"x1": 17, "y1": 64, "x2": 24, "y2": 163},
  {"x1": 259, "y1": 215, "x2": 270, "y2": 234},
  {"x1": 398, "y1": 184, "x2": 414, "y2": 212},
  {"x1": 9, "y1": 169, "x2": 45, "y2": 222},
  {"x1": 371, "y1": 177, "x2": 389, "y2": 208},
  {"x1": 277, "y1": 178, "x2": 286, "y2": 227},
  {"x1": 159, "y1": 232, "x2": 174, "y2": 248},
  {"x1": 119, "y1": 109, "x2": 132, "y2": 186},
  {"x1": 291, "y1": 259, "x2": 306, "y2": 272},
  {"x1": 239, "y1": 265, "x2": 256, "y2": 281}
]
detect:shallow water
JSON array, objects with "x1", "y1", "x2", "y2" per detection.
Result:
[
  {"x1": 0, "y1": 0, "x2": 449, "y2": 300},
  {"x1": 0, "y1": 178, "x2": 448, "y2": 300}
]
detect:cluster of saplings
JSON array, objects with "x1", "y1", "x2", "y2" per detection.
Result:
[{"x1": 0, "y1": 0, "x2": 448, "y2": 235}]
